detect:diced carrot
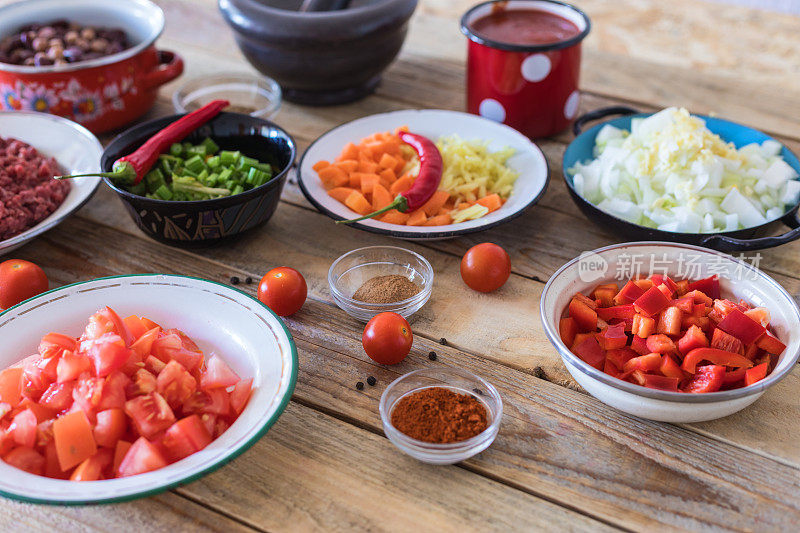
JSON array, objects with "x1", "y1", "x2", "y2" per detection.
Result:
[
  {"x1": 358, "y1": 160, "x2": 379, "y2": 174},
  {"x1": 360, "y1": 174, "x2": 381, "y2": 196},
  {"x1": 379, "y1": 168, "x2": 397, "y2": 185},
  {"x1": 394, "y1": 159, "x2": 407, "y2": 174},
  {"x1": 328, "y1": 187, "x2": 357, "y2": 203},
  {"x1": 394, "y1": 125, "x2": 409, "y2": 135},
  {"x1": 477, "y1": 193, "x2": 503, "y2": 213},
  {"x1": 372, "y1": 183, "x2": 394, "y2": 211},
  {"x1": 364, "y1": 141, "x2": 387, "y2": 156},
  {"x1": 378, "y1": 153, "x2": 398, "y2": 170},
  {"x1": 437, "y1": 206, "x2": 452, "y2": 216},
  {"x1": 312, "y1": 160, "x2": 330, "y2": 172},
  {"x1": 379, "y1": 209, "x2": 411, "y2": 224},
  {"x1": 335, "y1": 160, "x2": 358, "y2": 174},
  {"x1": 420, "y1": 190, "x2": 451, "y2": 216},
  {"x1": 457, "y1": 202, "x2": 474, "y2": 210},
  {"x1": 424, "y1": 214, "x2": 453, "y2": 226},
  {"x1": 391, "y1": 175, "x2": 415, "y2": 195},
  {"x1": 406, "y1": 209, "x2": 428, "y2": 226},
  {"x1": 344, "y1": 190, "x2": 372, "y2": 216},
  {"x1": 337, "y1": 142, "x2": 359, "y2": 162},
  {"x1": 318, "y1": 166, "x2": 348, "y2": 189}
]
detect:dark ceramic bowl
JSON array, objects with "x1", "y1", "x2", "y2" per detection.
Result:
[
  {"x1": 101, "y1": 112, "x2": 295, "y2": 248},
  {"x1": 218, "y1": 0, "x2": 417, "y2": 105},
  {"x1": 562, "y1": 106, "x2": 800, "y2": 252}
]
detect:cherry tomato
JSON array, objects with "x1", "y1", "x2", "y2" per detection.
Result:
[
  {"x1": 258, "y1": 267, "x2": 307, "y2": 316},
  {"x1": 460, "y1": 243, "x2": 511, "y2": 293},
  {"x1": 362, "y1": 312, "x2": 413, "y2": 365},
  {"x1": 0, "y1": 259, "x2": 48, "y2": 309}
]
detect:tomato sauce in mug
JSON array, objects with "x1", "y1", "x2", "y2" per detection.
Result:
[{"x1": 470, "y1": 8, "x2": 581, "y2": 46}]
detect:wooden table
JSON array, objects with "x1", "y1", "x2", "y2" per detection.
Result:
[{"x1": 3, "y1": 1, "x2": 800, "y2": 531}]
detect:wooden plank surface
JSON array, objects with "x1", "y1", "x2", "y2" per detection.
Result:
[{"x1": 1, "y1": 0, "x2": 800, "y2": 530}]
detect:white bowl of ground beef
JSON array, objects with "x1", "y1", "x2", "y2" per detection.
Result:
[{"x1": 0, "y1": 111, "x2": 102, "y2": 254}]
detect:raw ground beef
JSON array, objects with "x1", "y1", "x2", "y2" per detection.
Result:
[{"x1": 0, "y1": 136, "x2": 70, "y2": 241}]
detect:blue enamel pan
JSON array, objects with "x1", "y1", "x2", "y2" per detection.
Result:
[{"x1": 562, "y1": 106, "x2": 800, "y2": 252}]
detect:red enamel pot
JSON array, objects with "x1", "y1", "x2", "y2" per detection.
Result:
[
  {"x1": 461, "y1": 0, "x2": 590, "y2": 139},
  {"x1": 0, "y1": 0, "x2": 183, "y2": 134}
]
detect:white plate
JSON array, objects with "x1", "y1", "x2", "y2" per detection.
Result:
[
  {"x1": 298, "y1": 109, "x2": 549, "y2": 240},
  {"x1": 0, "y1": 274, "x2": 297, "y2": 504},
  {"x1": 0, "y1": 111, "x2": 102, "y2": 255}
]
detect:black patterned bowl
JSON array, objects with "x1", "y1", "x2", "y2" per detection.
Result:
[{"x1": 101, "y1": 112, "x2": 295, "y2": 247}]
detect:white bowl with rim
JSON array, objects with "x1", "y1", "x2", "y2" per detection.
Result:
[
  {"x1": 540, "y1": 242, "x2": 800, "y2": 423},
  {"x1": 0, "y1": 111, "x2": 102, "y2": 255},
  {"x1": 0, "y1": 274, "x2": 297, "y2": 504}
]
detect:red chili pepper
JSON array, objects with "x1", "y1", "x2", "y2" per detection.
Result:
[
  {"x1": 59, "y1": 100, "x2": 229, "y2": 186},
  {"x1": 338, "y1": 131, "x2": 443, "y2": 224}
]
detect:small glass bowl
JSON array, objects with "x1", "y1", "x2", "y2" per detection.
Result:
[
  {"x1": 172, "y1": 73, "x2": 281, "y2": 119},
  {"x1": 328, "y1": 246, "x2": 433, "y2": 322},
  {"x1": 379, "y1": 368, "x2": 503, "y2": 465}
]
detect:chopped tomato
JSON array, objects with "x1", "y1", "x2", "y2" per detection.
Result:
[
  {"x1": 161, "y1": 415, "x2": 213, "y2": 462},
  {"x1": 56, "y1": 352, "x2": 91, "y2": 383},
  {"x1": 53, "y1": 410, "x2": 97, "y2": 471},
  {"x1": 10, "y1": 408, "x2": 37, "y2": 448},
  {"x1": 112, "y1": 439, "x2": 132, "y2": 476},
  {"x1": 681, "y1": 348, "x2": 754, "y2": 373},
  {"x1": 124, "y1": 392, "x2": 175, "y2": 439},
  {"x1": 130, "y1": 327, "x2": 160, "y2": 361},
  {"x1": 0, "y1": 367, "x2": 23, "y2": 407},
  {"x1": 94, "y1": 409, "x2": 127, "y2": 448},
  {"x1": 38, "y1": 333, "x2": 78, "y2": 358},
  {"x1": 230, "y1": 378, "x2": 253, "y2": 416},
  {"x1": 4, "y1": 446, "x2": 45, "y2": 475},
  {"x1": 683, "y1": 365, "x2": 725, "y2": 393},
  {"x1": 84, "y1": 334, "x2": 131, "y2": 378},
  {"x1": 99, "y1": 307, "x2": 134, "y2": 347},
  {"x1": 157, "y1": 361, "x2": 197, "y2": 409},
  {"x1": 200, "y1": 355, "x2": 240, "y2": 390},
  {"x1": 123, "y1": 316, "x2": 150, "y2": 342},
  {"x1": 70, "y1": 449, "x2": 112, "y2": 481},
  {"x1": 117, "y1": 437, "x2": 168, "y2": 477},
  {"x1": 127, "y1": 368, "x2": 157, "y2": 397},
  {"x1": 44, "y1": 441, "x2": 68, "y2": 479}
]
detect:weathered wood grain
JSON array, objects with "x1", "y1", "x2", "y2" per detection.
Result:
[{"x1": 14, "y1": 217, "x2": 800, "y2": 531}]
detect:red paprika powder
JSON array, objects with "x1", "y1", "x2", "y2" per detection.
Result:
[{"x1": 390, "y1": 387, "x2": 489, "y2": 443}]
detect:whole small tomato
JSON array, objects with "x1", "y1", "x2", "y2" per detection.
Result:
[
  {"x1": 0, "y1": 259, "x2": 49, "y2": 309},
  {"x1": 460, "y1": 243, "x2": 511, "y2": 293},
  {"x1": 257, "y1": 267, "x2": 307, "y2": 316},
  {"x1": 362, "y1": 312, "x2": 413, "y2": 365}
]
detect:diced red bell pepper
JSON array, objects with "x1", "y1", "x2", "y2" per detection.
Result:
[
  {"x1": 654, "y1": 275, "x2": 678, "y2": 294},
  {"x1": 632, "y1": 314, "x2": 655, "y2": 338},
  {"x1": 677, "y1": 325, "x2": 709, "y2": 356},
  {"x1": 670, "y1": 297, "x2": 694, "y2": 314},
  {"x1": 708, "y1": 299, "x2": 738, "y2": 323},
  {"x1": 682, "y1": 365, "x2": 725, "y2": 393},
  {"x1": 605, "y1": 347, "x2": 637, "y2": 370},
  {"x1": 681, "y1": 347, "x2": 754, "y2": 373},
  {"x1": 603, "y1": 359, "x2": 621, "y2": 378},
  {"x1": 591, "y1": 283, "x2": 618, "y2": 297},
  {"x1": 596, "y1": 305, "x2": 635, "y2": 322},
  {"x1": 711, "y1": 328, "x2": 744, "y2": 355},
  {"x1": 623, "y1": 352, "x2": 662, "y2": 373},
  {"x1": 722, "y1": 366, "x2": 748, "y2": 385},
  {"x1": 756, "y1": 332, "x2": 786, "y2": 355},
  {"x1": 686, "y1": 275, "x2": 720, "y2": 300},
  {"x1": 613, "y1": 281, "x2": 646, "y2": 305},
  {"x1": 744, "y1": 362, "x2": 769, "y2": 386},
  {"x1": 743, "y1": 342, "x2": 759, "y2": 361},
  {"x1": 643, "y1": 374, "x2": 679, "y2": 391},
  {"x1": 657, "y1": 307, "x2": 682, "y2": 336},
  {"x1": 656, "y1": 283, "x2": 674, "y2": 300},
  {"x1": 682, "y1": 315, "x2": 712, "y2": 333},
  {"x1": 572, "y1": 336, "x2": 605, "y2": 370},
  {"x1": 659, "y1": 355, "x2": 685, "y2": 379},
  {"x1": 630, "y1": 335, "x2": 650, "y2": 355},
  {"x1": 744, "y1": 307, "x2": 770, "y2": 327},
  {"x1": 593, "y1": 288, "x2": 615, "y2": 308},
  {"x1": 633, "y1": 286, "x2": 671, "y2": 317},
  {"x1": 597, "y1": 323, "x2": 628, "y2": 350},
  {"x1": 685, "y1": 290, "x2": 713, "y2": 307},
  {"x1": 716, "y1": 309, "x2": 766, "y2": 345},
  {"x1": 559, "y1": 317, "x2": 578, "y2": 347},
  {"x1": 633, "y1": 278, "x2": 655, "y2": 291},
  {"x1": 646, "y1": 334, "x2": 676, "y2": 354},
  {"x1": 628, "y1": 369, "x2": 647, "y2": 386},
  {"x1": 572, "y1": 292, "x2": 597, "y2": 309},
  {"x1": 569, "y1": 297, "x2": 598, "y2": 332}
]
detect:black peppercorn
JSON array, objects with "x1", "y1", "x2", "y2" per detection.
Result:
[
  {"x1": 366, "y1": 376, "x2": 376, "y2": 386},
  {"x1": 428, "y1": 351, "x2": 437, "y2": 361},
  {"x1": 230, "y1": 276, "x2": 240, "y2": 285},
  {"x1": 245, "y1": 277, "x2": 253, "y2": 285},
  {"x1": 356, "y1": 381, "x2": 364, "y2": 390},
  {"x1": 439, "y1": 338, "x2": 448, "y2": 346}
]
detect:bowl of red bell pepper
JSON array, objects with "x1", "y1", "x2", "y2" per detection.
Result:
[{"x1": 540, "y1": 242, "x2": 800, "y2": 423}]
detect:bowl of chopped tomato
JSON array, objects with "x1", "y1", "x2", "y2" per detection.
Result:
[
  {"x1": 0, "y1": 274, "x2": 297, "y2": 504},
  {"x1": 540, "y1": 242, "x2": 800, "y2": 422}
]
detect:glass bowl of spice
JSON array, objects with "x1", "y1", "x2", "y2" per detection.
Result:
[
  {"x1": 173, "y1": 73, "x2": 281, "y2": 119},
  {"x1": 328, "y1": 246, "x2": 433, "y2": 322},
  {"x1": 379, "y1": 367, "x2": 502, "y2": 465}
]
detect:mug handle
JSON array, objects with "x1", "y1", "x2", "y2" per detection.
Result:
[
  {"x1": 700, "y1": 209, "x2": 800, "y2": 252},
  {"x1": 142, "y1": 51, "x2": 184, "y2": 90},
  {"x1": 573, "y1": 105, "x2": 640, "y2": 136}
]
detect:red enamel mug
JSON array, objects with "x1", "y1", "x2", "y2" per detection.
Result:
[
  {"x1": 0, "y1": 0, "x2": 183, "y2": 134},
  {"x1": 461, "y1": 0, "x2": 591, "y2": 138}
]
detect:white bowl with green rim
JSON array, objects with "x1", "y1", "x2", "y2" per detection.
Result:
[{"x1": 0, "y1": 274, "x2": 297, "y2": 505}]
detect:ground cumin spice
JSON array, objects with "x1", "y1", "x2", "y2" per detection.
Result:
[
  {"x1": 390, "y1": 387, "x2": 488, "y2": 443},
  {"x1": 352, "y1": 274, "x2": 421, "y2": 303}
]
